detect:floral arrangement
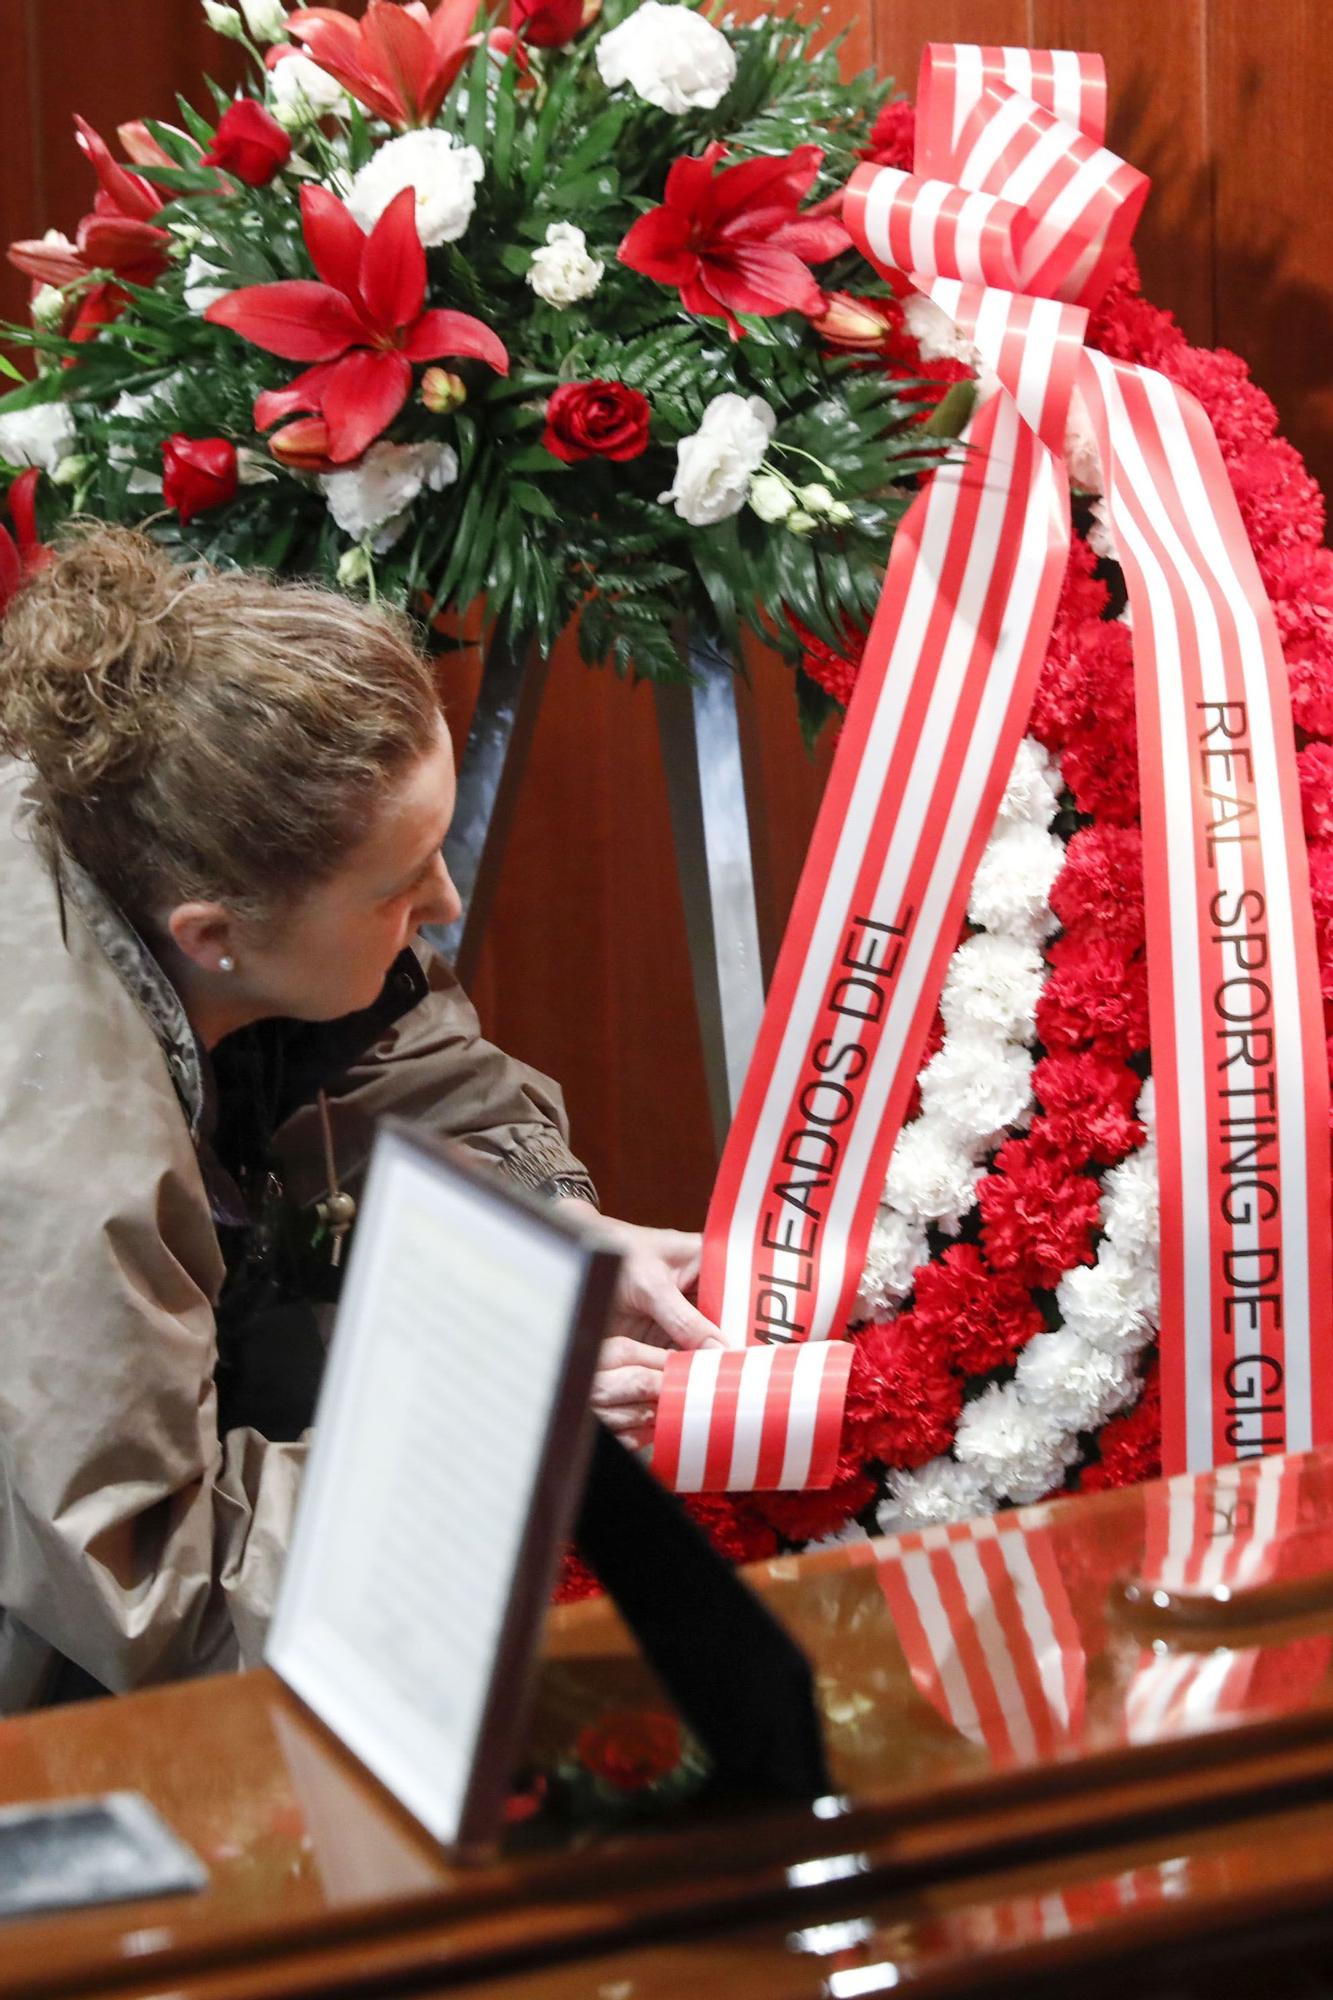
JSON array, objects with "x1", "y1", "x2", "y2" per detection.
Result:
[
  {"x1": 4, "y1": 4, "x2": 1331, "y2": 1569},
  {"x1": 0, "y1": 0, "x2": 945, "y2": 731}
]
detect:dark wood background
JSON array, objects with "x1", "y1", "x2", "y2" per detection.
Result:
[{"x1": 3, "y1": 0, "x2": 1329, "y2": 1224}]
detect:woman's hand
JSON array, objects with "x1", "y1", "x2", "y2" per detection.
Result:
[{"x1": 554, "y1": 1202, "x2": 738, "y2": 1443}]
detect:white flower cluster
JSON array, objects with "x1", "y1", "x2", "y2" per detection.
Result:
[
  {"x1": 856, "y1": 735, "x2": 1062, "y2": 1318},
  {"x1": 0, "y1": 401, "x2": 75, "y2": 477},
  {"x1": 320, "y1": 439, "x2": 459, "y2": 551},
  {"x1": 268, "y1": 52, "x2": 351, "y2": 128},
  {"x1": 881, "y1": 1081, "x2": 1161, "y2": 1530},
  {"x1": 596, "y1": 1, "x2": 736, "y2": 114}
]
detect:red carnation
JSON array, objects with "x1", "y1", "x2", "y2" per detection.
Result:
[
  {"x1": 202, "y1": 99, "x2": 292, "y2": 186},
  {"x1": 1160, "y1": 344, "x2": 1278, "y2": 460},
  {"x1": 862, "y1": 97, "x2": 915, "y2": 169},
  {"x1": 1080, "y1": 1365, "x2": 1161, "y2": 1492},
  {"x1": 1228, "y1": 437, "x2": 1326, "y2": 558},
  {"x1": 576, "y1": 1710, "x2": 682, "y2": 1791},
  {"x1": 684, "y1": 1494, "x2": 780, "y2": 1564},
  {"x1": 553, "y1": 1545, "x2": 602, "y2": 1603},
  {"x1": 755, "y1": 1463, "x2": 878, "y2": 1545},
  {"x1": 542, "y1": 380, "x2": 650, "y2": 463},
  {"x1": 511, "y1": 0, "x2": 585, "y2": 46},
  {"x1": 1049, "y1": 824, "x2": 1146, "y2": 947},
  {"x1": 1037, "y1": 933, "x2": 1152, "y2": 1062},
  {"x1": 909, "y1": 1244, "x2": 1044, "y2": 1376},
  {"x1": 1061, "y1": 704, "x2": 1140, "y2": 823},
  {"x1": 1032, "y1": 1052, "x2": 1144, "y2": 1168},
  {"x1": 846, "y1": 1317, "x2": 962, "y2": 1468},
  {"x1": 978, "y1": 1137, "x2": 1101, "y2": 1289},
  {"x1": 618, "y1": 142, "x2": 850, "y2": 341},
  {"x1": 161, "y1": 434, "x2": 239, "y2": 525},
  {"x1": 1299, "y1": 745, "x2": 1333, "y2": 845}
]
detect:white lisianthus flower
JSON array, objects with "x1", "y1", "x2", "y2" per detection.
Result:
[
  {"x1": 919, "y1": 1035, "x2": 1033, "y2": 1152},
  {"x1": 320, "y1": 440, "x2": 459, "y2": 552},
  {"x1": 268, "y1": 52, "x2": 351, "y2": 127},
  {"x1": 883, "y1": 1119, "x2": 984, "y2": 1234},
  {"x1": 345, "y1": 130, "x2": 484, "y2": 248},
  {"x1": 527, "y1": 221, "x2": 604, "y2": 308},
  {"x1": 596, "y1": 1, "x2": 737, "y2": 113},
  {"x1": 997, "y1": 733, "x2": 1062, "y2": 827},
  {"x1": 660, "y1": 392, "x2": 775, "y2": 526},
  {"x1": 203, "y1": 2, "x2": 245, "y2": 38},
  {"x1": 878, "y1": 1459, "x2": 994, "y2": 1533},
  {"x1": 856, "y1": 1207, "x2": 927, "y2": 1317},
  {"x1": 0, "y1": 402, "x2": 75, "y2": 476},
  {"x1": 967, "y1": 820, "x2": 1065, "y2": 941},
  {"x1": 240, "y1": 0, "x2": 289, "y2": 40},
  {"x1": 748, "y1": 470, "x2": 794, "y2": 522},
  {"x1": 954, "y1": 1383, "x2": 1081, "y2": 1505},
  {"x1": 939, "y1": 932, "x2": 1045, "y2": 1044}
]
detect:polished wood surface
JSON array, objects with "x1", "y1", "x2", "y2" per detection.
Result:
[
  {"x1": 1, "y1": 4, "x2": 1329, "y2": 1222},
  {"x1": 10, "y1": 1451, "x2": 1333, "y2": 1995}
]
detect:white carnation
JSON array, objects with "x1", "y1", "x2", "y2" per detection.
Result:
[
  {"x1": 1016, "y1": 1328, "x2": 1139, "y2": 1433},
  {"x1": 883, "y1": 1118, "x2": 984, "y2": 1234},
  {"x1": 878, "y1": 1459, "x2": 994, "y2": 1533},
  {"x1": 1063, "y1": 387, "x2": 1104, "y2": 493},
  {"x1": 903, "y1": 291, "x2": 978, "y2": 366},
  {"x1": 940, "y1": 932, "x2": 1045, "y2": 1044},
  {"x1": 997, "y1": 734, "x2": 1062, "y2": 827},
  {"x1": 346, "y1": 130, "x2": 483, "y2": 248},
  {"x1": 967, "y1": 820, "x2": 1065, "y2": 941},
  {"x1": 1136, "y1": 1075, "x2": 1156, "y2": 1133},
  {"x1": 954, "y1": 1383, "x2": 1080, "y2": 1505},
  {"x1": 268, "y1": 51, "x2": 351, "y2": 126},
  {"x1": 805, "y1": 1518, "x2": 873, "y2": 1553},
  {"x1": 527, "y1": 221, "x2": 604, "y2": 308},
  {"x1": 1101, "y1": 1147, "x2": 1160, "y2": 1268},
  {"x1": 1054, "y1": 1252, "x2": 1155, "y2": 1355},
  {"x1": 596, "y1": 1, "x2": 737, "y2": 113},
  {"x1": 660, "y1": 392, "x2": 775, "y2": 526},
  {"x1": 856, "y1": 1208, "x2": 927, "y2": 1317},
  {"x1": 919, "y1": 1034, "x2": 1032, "y2": 1152},
  {"x1": 0, "y1": 401, "x2": 74, "y2": 475},
  {"x1": 320, "y1": 439, "x2": 459, "y2": 552}
]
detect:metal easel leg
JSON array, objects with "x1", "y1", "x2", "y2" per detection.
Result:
[
  {"x1": 654, "y1": 631, "x2": 768, "y2": 1153},
  {"x1": 425, "y1": 629, "x2": 550, "y2": 990}
]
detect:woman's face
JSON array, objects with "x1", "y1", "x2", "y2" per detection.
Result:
[{"x1": 237, "y1": 724, "x2": 463, "y2": 1021}]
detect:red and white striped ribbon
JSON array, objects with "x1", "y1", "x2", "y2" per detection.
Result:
[
  {"x1": 654, "y1": 41, "x2": 1331, "y2": 1493},
  {"x1": 875, "y1": 1510, "x2": 1085, "y2": 1767}
]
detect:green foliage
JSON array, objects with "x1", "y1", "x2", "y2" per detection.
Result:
[{"x1": 0, "y1": 1, "x2": 932, "y2": 740}]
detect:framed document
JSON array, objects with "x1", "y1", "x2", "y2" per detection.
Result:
[{"x1": 265, "y1": 1121, "x2": 621, "y2": 1855}]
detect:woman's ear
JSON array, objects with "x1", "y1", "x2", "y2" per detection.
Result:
[{"x1": 165, "y1": 901, "x2": 237, "y2": 975}]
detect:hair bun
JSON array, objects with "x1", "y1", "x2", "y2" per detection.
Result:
[{"x1": 0, "y1": 521, "x2": 192, "y2": 799}]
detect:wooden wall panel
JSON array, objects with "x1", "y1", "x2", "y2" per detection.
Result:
[{"x1": 1210, "y1": 0, "x2": 1333, "y2": 508}]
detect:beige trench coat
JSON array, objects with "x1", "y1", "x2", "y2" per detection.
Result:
[{"x1": 0, "y1": 761, "x2": 593, "y2": 1712}]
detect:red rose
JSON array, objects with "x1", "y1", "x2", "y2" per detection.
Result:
[
  {"x1": 576, "y1": 1710, "x2": 682, "y2": 1791},
  {"x1": 511, "y1": 0, "x2": 584, "y2": 46},
  {"x1": 542, "y1": 380, "x2": 651, "y2": 463},
  {"x1": 202, "y1": 99, "x2": 292, "y2": 187},
  {"x1": 161, "y1": 434, "x2": 239, "y2": 524}
]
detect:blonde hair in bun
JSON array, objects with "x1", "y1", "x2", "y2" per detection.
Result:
[{"x1": 0, "y1": 523, "x2": 442, "y2": 929}]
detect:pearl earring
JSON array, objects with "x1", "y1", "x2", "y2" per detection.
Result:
[{"x1": 219, "y1": 955, "x2": 236, "y2": 974}]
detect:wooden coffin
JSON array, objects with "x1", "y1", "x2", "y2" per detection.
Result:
[{"x1": 7, "y1": 1447, "x2": 1333, "y2": 1997}]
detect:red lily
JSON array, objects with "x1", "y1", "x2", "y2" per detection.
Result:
[
  {"x1": 618, "y1": 142, "x2": 852, "y2": 341},
  {"x1": 0, "y1": 471, "x2": 52, "y2": 613},
  {"x1": 286, "y1": 0, "x2": 513, "y2": 129},
  {"x1": 205, "y1": 183, "x2": 508, "y2": 464},
  {"x1": 8, "y1": 117, "x2": 172, "y2": 341}
]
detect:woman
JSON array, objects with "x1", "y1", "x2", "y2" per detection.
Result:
[{"x1": 0, "y1": 524, "x2": 722, "y2": 1710}]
